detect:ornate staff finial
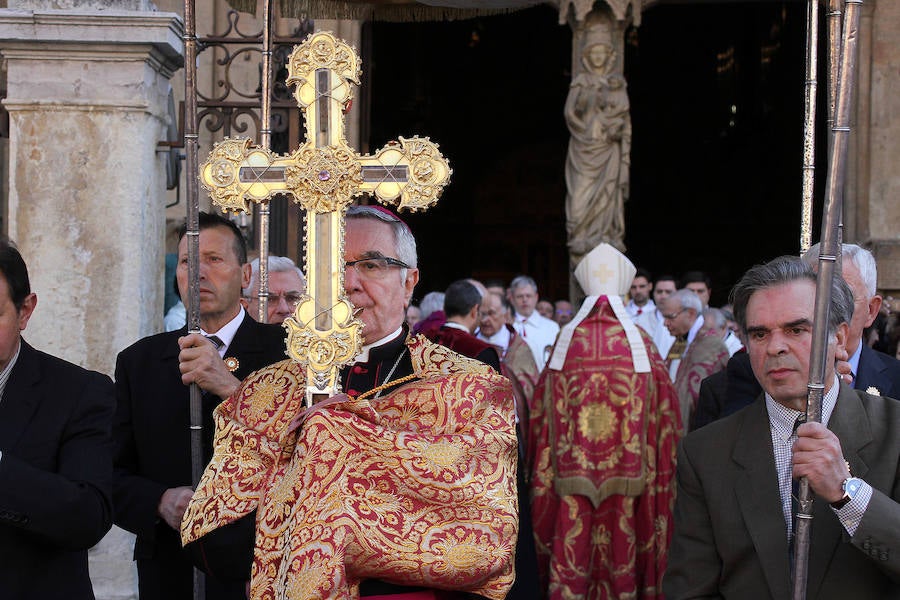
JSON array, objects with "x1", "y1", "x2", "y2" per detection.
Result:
[{"x1": 199, "y1": 31, "x2": 451, "y2": 406}]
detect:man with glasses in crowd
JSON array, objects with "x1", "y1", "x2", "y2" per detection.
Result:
[
  {"x1": 510, "y1": 275, "x2": 559, "y2": 370},
  {"x1": 244, "y1": 255, "x2": 306, "y2": 325},
  {"x1": 660, "y1": 289, "x2": 728, "y2": 432},
  {"x1": 479, "y1": 290, "x2": 540, "y2": 427},
  {"x1": 181, "y1": 205, "x2": 519, "y2": 599}
]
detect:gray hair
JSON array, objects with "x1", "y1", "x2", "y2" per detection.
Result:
[
  {"x1": 670, "y1": 288, "x2": 703, "y2": 314},
  {"x1": 509, "y1": 275, "x2": 538, "y2": 294},
  {"x1": 419, "y1": 291, "x2": 445, "y2": 319},
  {"x1": 730, "y1": 255, "x2": 854, "y2": 335},
  {"x1": 802, "y1": 242, "x2": 877, "y2": 298},
  {"x1": 247, "y1": 255, "x2": 305, "y2": 291},
  {"x1": 702, "y1": 307, "x2": 727, "y2": 330},
  {"x1": 346, "y1": 205, "x2": 418, "y2": 269}
]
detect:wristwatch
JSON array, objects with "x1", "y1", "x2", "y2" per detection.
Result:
[{"x1": 831, "y1": 477, "x2": 864, "y2": 509}]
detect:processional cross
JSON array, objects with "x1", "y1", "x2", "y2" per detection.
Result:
[{"x1": 200, "y1": 31, "x2": 451, "y2": 407}]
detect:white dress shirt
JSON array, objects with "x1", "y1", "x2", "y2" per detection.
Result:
[
  {"x1": 625, "y1": 298, "x2": 655, "y2": 319},
  {"x1": 200, "y1": 307, "x2": 247, "y2": 358},
  {"x1": 513, "y1": 311, "x2": 559, "y2": 369}
]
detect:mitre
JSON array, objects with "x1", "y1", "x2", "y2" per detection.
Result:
[{"x1": 574, "y1": 242, "x2": 636, "y2": 297}]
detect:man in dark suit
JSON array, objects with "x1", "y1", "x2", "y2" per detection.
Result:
[
  {"x1": 665, "y1": 256, "x2": 900, "y2": 599},
  {"x1": 0, "y1": 238, "x2": 114, "y2": 600},
  {"x1": 113, "y1": 212, "x2": 286, "y2": 600},
  {"x1": 692, "y1": 352, "x2": 758, "y2": 430},
  {"x1": 803, "y1": 243, "x2": 900, "y2": 399},
  {"x1": 694, "y1": 243, "x2": 900, "y2": 430}
]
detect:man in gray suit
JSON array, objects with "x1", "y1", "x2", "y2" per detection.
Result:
[{"x1": 665, "y1": 256, "x2": 900, "y2": 599}]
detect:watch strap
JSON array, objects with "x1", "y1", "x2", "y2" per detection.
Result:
[{"x1": 831, "y1": 477, "x2": 862, "y2": 509}]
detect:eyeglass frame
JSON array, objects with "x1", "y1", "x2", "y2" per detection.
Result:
[
  {"x1": 661, "y1": 308, "x2": 689, "y2": 321},
  {"x1": 245, "y1": 291, "x2": 304, "y2": 305},
  {"x1": 345, "y1": 256, "x2": 411, "y2": 279}
]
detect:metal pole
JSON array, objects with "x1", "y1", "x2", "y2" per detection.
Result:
[
  {"x1": 827, "y1": 0, "x2": 844, "y2": 134},
  {"x1": 792, "y1": 2, "x2": 863, "y2": 598},
  {"x1": 800, "y1": 0, "x2": 820, "y2": 254},
  {"x1": 827, "y1": 0, "x2": 846, "y2": 253},
  {"x1": 256, "y1": 0, "x2": 274, "y2": 322},
  {"x1": 183, "y1": 0, "x2": 205, "y2": 598}
]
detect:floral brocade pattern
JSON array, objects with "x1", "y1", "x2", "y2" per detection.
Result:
[
  {"x1": 503, "y1": 334, "x2": 540, "y2": 414},
  {"x1": 528, "y1": 298, "x2": 681, "y2": 599},
  {"x1": 182, "y1": 335, "x2": 519, "y2": 600}
]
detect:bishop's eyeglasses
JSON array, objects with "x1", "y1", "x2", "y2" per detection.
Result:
[{"x1": 345, "y1": 257, "x2": 410, "y2": 280}]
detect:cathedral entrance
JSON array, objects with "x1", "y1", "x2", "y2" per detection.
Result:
[
  {"x1": 366, "y1": 5, "x2": 572, "y2": 303},
  {"x1": 367, "y1": 1, "x2": 821, "y2": 307}
]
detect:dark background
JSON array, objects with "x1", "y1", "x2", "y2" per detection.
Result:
[{"x1": 365, "y1": 1, "x2": 827, "y2": 307}]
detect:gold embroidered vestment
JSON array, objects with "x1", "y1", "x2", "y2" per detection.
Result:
[{"x1": 182, "y1": 335, "x2": 519, "y2": 599}]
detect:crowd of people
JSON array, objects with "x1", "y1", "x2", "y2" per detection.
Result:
[{"x1": 4, "y1": 208, "x2": 900, "y2": 600}]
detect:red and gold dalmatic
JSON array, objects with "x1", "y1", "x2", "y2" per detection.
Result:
[
  {"x1": 182, "y1": 336, "x2": 519, "y2": 599},
  {"x1": 528, "y1": 297, "x2": 681, "y2": 599}
]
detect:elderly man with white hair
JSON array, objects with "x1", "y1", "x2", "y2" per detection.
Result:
[
  {"x1": 661, "y1": 289, "x2": 729, "y2": 433},
  {"x1": 244, "y1": 255, "x2": 306, "y2": 324},
  {"x1": 802, "y1": 243, "x2": 900, "y2": 398},
  {"x1": 702, "y1": 307, "x2": 743, "y2": 357}
]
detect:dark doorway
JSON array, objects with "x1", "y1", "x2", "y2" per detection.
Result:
[
  {"x1": 366, "y1": 5, "x2": 573, "y2": 304},
  {"x1": 627, "y1": 1, "x2": 823, "y2": 306},
  {"x1": 366, "y1": 1, "x2": 822, "y2": 307}
]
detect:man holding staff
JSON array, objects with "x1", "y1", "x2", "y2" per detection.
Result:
[
  {"x1": 664, "y1": 256, "x2": 900, "y2": 599},
  {"x1": 113, "y1": 212, "x2": 286, "y2": 600}
]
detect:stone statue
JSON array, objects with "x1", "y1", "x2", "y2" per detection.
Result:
[{"x1": 564, "y1": 8, "x2": 631, "y2": 264}]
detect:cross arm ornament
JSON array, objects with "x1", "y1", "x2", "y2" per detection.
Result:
[{"x1": 199, "y1": 31, "x2": 451, "y2": 406}]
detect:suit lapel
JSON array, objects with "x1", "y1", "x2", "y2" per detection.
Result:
[
  {"x1": 226, "y1": 313, "x2": 264, "y2": 380},
  {"x1": 0, "y1": 340, "x2": 41, "y2": 450},
  {"x1": 856, "y1": 345, "x2": 890, "y2": 396},
  {"x1": 733, "y1": 399, "x2": 793, "y2": 600},
  {"x1": 805, "y1": 383, "x2": 872, "y2": 599}
]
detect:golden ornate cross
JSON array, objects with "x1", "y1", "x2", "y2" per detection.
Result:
[{"x1": 199, "y1": 31, "x2": 451, "y2": 406}]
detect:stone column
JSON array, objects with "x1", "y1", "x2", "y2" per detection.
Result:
[
  {"x1": 0, "y1": 3, "x2": 183, "y2": 374},
  {"x1": 0, "y1": 4, "x2": 183, "y2": 599},
  {"x1": 859, "y1": 0, "x2": 900, "y2": 295}
]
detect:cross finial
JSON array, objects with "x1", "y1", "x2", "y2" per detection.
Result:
[{"x1": 199, "y1": 31, "x2": 451, "y2": 406}]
